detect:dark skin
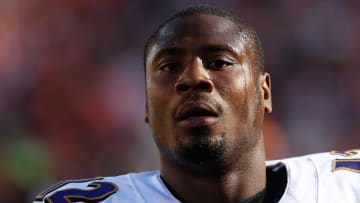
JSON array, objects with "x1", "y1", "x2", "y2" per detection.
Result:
[{"x1": 145, "y1": 14, "x2": 272, "y2": 203}]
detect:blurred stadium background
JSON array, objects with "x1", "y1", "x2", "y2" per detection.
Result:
[{"x1": 0, "y1": 0, "x2": 359, "y2": 202}]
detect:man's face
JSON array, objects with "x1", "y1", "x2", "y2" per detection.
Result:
[{"x1": 145, "y1": 14, "x2": 271, "y2": 171}]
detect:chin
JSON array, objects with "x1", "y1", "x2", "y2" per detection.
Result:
[{"x1": 174, "y1": 132, "x2": 227, "y2": 175}]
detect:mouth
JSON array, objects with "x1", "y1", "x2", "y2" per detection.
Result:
[{"x1": 175, "y1": 103, "x2": 219, "y2": 127}]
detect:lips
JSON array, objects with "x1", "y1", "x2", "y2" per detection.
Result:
[{"x1": 175, "y1": 102, "x2": 219, "y2": 122}]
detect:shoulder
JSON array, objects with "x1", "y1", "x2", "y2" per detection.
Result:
[
  {"x1": 33, "y1": 170, "x2": 176, "y2": 203},
  {"x1": 273, "y1": 149, "x2": 360, "y2": 176},
  {"x1": 267, "y1": 149, "x2": 360, "y2": 203},
  {"x1": 267, "y1": 149, "x2": 360, "y2": 178}
]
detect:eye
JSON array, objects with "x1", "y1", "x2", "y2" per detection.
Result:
[
  {"x1": 206, "y1": 59, "x2": 234, "y2": 70},
  {"x1": 159, "y1": 62, "x2": 180, "y2": 72}
]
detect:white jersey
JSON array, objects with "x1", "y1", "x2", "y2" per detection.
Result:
[
  {"x1": 268, "y1": 149, "x2": 360, "y2": 203},
  {"x1": 34, "y1": 150, "x2": 360, "y2": 203}
]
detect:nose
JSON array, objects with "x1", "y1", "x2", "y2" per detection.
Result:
[{"x1": 175, "y1": 57, "x2": 214, "y2": 94}]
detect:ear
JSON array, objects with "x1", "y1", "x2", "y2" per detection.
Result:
[
  {"x1": 260, "y1": 72, "x2": 272, "y2": 113},
  {"x1": 145, "y1": 100, "x2": 149, "y2": 123}
]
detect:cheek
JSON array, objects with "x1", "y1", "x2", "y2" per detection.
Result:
[
  {"x1": 146, "y1": 77, "x2": 177, "y2": 150},
  {"x1": 146, "y1": 76, "x2": 174, "y2": 126},
  {"x1": 146, "y1": 85, "x2": 167, "y2": 143},
  {"x1": 147, "y1": 88, "x2": 165, "y2": 120},
  {"x1": 216, "y1": 68, "x2": 250, "y2": 118},
  {"x1": 215, "y1": 66, "x2": 261, "y2": 147}
]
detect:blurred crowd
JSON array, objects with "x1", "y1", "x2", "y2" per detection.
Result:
[{"x1": 0, "y1": 0, "x2": 359, "y2": 202}]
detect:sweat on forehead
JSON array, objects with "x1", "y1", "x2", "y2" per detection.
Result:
[{"x1": 143, "y1": 4, "x2": 264, "y2": 72}]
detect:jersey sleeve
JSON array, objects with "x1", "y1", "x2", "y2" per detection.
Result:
[
  {"x1": 33, "y1": 170, "x2": 178, "y2": 203},
  {"x1": 316, "y1": 149, "x2": 360, "y2": 203},
  {"x1": 33, "y1": 177, "x2": 119, "y2": 203},
  {"x1": 278, "y1": 149, "x2": 360, "y2": 203}
]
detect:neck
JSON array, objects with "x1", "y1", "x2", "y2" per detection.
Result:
[{"x1": 160, "y1": 142, "x2": 266, "y2": 203}]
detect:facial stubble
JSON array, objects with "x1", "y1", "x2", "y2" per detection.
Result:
[
  {"x1": 174, "y1": 127, "x2": 228, "y2": 176},
  {"x1": 173, "y1": 86, "x2": 263, "y2": 176}
]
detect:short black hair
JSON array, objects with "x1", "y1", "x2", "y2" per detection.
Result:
[{"x1": 144, "y1": 4, "x2": 264, "y2": 73}]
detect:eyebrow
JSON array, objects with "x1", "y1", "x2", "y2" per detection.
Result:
[
  {"x1": 150, "y1": 47, "x2": 186, "y2": 64},
  {"x1": 155, "y1": 47, "x2": 185, "y2": 57},
  {"x1": 157, "y1": 44, "x2": 236, "y2": 55},
  {"x1": 199, "y1": 44, "x2": 237, "y2": 54},
  {"x1": 150, "y1": 44, "x2": 238, "y2": 66}
]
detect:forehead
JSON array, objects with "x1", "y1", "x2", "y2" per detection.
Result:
[
  {"x1": 159, "y1": 14, "x2": 238, "y2": 41},
  {"x1": 146, "y1": 15, "x2": 247, "y2": 64}
]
